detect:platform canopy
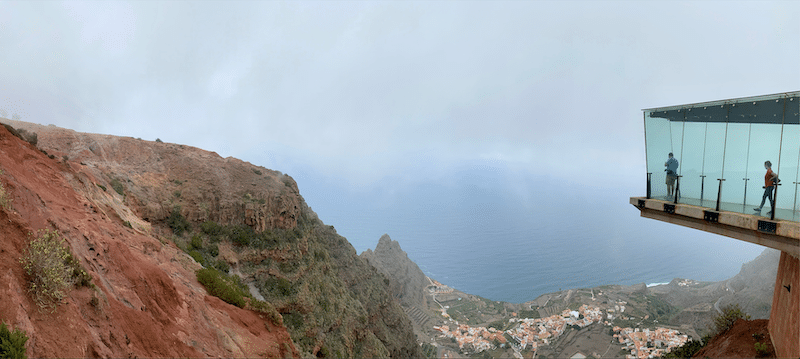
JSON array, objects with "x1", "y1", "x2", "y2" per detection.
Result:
[{"x1": 645, "y1": 92, "x2": 799, "y2": 124}]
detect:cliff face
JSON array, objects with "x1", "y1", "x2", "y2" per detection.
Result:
[
  {"x1": 0, "y1": 120, "x2": 420, "y2": 358},
  {"x1": 722, "y1": 248, "x2": 780, "y2": 319}
]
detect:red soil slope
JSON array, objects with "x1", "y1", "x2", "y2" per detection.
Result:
[
  {"x1": 0, "y1": 124, "x2": 297, "y2": 357},
  {"x1": 694, "y1": 319, "x2": 775, "y2": 358}
]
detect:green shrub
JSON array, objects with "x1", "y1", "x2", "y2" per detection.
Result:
[
  {"x1": 713, "y1": 304, "x2": 750, "y2": 335},
  {"x1": 188, "y1": 250, "x2": 205, "y2": 266},
  {"x1": 754, "y1": 342, "x2": 770, "y2": 357},
  {"x1": 19, "y1": 229, "x2": 77, "y2": 310},
  {"x1": 155, "y1": 138, "x2": 163, "y2": 143},
  {"x1": 0, "y1": 179, "x2": 11, "y2": 210},
  {"x1": 201, "y1": 221, "x2": 224, "y2": 236},
  {"x1": 66, "y1": 254, "x2": 92, "y2": 288},
  {"x1": 190, "y1": 234, "x2": 203, "y2": 250},
  {"x1": 662, "y1": 338, "x2": 706, "y2": 358},
  {"x1": 196, "y1": 268, "x2": 248, "y2": 308},
  {"x1": 207, "y1": 243, "x2": 219, "y2": 257},
  {"x1": 110, "y1": 179, "x2": 124, "y2": 196},
  {"x1": 262, "y1": 277, "x2": 296, "y2": 297},
  {"x1": 229, "y1": 225, "x2": 254, "y2": 246},
  {"x1": 214, "y1": 259, "x2": 230, "y2": 273},
  {"x1": 96, "y1": 183, "x2": 107, "y2": 192},
  {"x1": 167, "y1": 206, "x2": 191, "y2": 236},
  {"x1": 249, "y1": 299, "x2": 283, "y2": 325},
  {"x1": 0, "y1": 321, "x2": 28, "y2": 359}
]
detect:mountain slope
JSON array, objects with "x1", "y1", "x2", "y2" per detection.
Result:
[
  {"x1": 0, "y1": 119, "x2": 420, "y2": 358},
  {"x1": 0, "y1": 123, "x2": 297, "y2": 358}
]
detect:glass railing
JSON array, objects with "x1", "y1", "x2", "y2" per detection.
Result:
[{"x1": 643, "y1": 92, "x2": 800, "y2": 222}]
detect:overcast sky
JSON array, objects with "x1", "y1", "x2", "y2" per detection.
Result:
[{"x1": 1, "y1": 0, "x2": 798, "y2": 189}]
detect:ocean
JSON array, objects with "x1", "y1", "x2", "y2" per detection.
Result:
[{"x1": 295, "y1": 161, "x2": 766, "y2": 304}]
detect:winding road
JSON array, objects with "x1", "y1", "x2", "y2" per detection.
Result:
[{"x1": 714, "y1": 280, "x2": 736, "y2": 314}]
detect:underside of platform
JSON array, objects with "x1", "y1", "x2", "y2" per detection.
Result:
[{"x1": 630, "y1": 197, "x2": 799, "y2": 257}]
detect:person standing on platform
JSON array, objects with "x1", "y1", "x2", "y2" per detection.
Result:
[
  {"x1": 754, "y1": 160, "x2": 779, "y2": 215},
  {"x1": 665, "y1": 153, "x2": 679, "y2": 199}
]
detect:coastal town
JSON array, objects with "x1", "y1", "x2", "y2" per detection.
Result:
[
  {"x1": 613, "y1": 326, "x2": 689, "y2": 359},
  {"x1": 429, "y1": 280, "x2": 691, "y2": 358}
]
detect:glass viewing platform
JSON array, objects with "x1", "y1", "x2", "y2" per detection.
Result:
[
  {"x1": 642, "y1": 91, "x2": 800, "y2": 222},
  {"x1": 633, "y1": 92, "x2": 800, "y2": 359}
]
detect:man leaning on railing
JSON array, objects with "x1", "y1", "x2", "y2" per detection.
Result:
[{"x1": 665, "y1": 152, "x2": 679, "y2": 199}]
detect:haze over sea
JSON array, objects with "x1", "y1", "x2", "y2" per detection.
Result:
[{"x1": 295, "y1": 160, "x2": 765, "y2": 304}]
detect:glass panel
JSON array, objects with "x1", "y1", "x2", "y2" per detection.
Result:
[
  {"x1": 678, "y1": 122, "x2": 708, "y2": 205},
  {"x1": 703, "y1": 122, "x2": 727, "y2": 206},
  {"x1": 777, "y1": 123, "x2": 799, "y2": 221},
  {"x1": 746, "y1": 123, "x2": 782, "y2": 214},
  {"x1": 720, "y1": 123, "x2": 750, "y2": 210},
  {"x1": 644, "y1": 114, "x2": 672, "y2": 199}
]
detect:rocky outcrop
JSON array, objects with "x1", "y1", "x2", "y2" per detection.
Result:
[{"x1": 361, "y1": 234, "x2": 428, "y2": 309}]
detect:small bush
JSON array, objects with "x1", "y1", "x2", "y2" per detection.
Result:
[
  {"x1": 190, "y1": 234, "x2": 203, "y2": 250},
  {"x1": 110, "y1": 179, "x2": 124, "y2": 196},
  {"x1": 167, "y1": 206, "x2": 191, "y2": 236},
  {"x1": 188, "y1": 250, "x2": 205, "y2": 266},
  {"x1": 0, "y1": 175, "x2": 12, "y2": 210},
  {"x1": 96, "y1": 183, "x2": 107, "y2": 192},
  {"x1": 754, "y1": 342, "x2": 770, "y2": 357},
  {"x1": 207, "y1": 243, "x2": 219, "y2": 257},
  {"x1": 66, "y1": 254, "x2": 92, "y2": 288},
  {"x1": 19, "y1": 229, "x2": 75, "y2": 310},
  {"x1": 249, "y1": 299, "x2": 283, "y2": 325},
  {"x1": 0, "y1": 321, "x2": 28, "y2": 359},
  {"x1": 262, "y1": 277, "x2": 296, "y2": 297},
  {"x1": 155, "y1": 138, "x2": 163, "y2": 143},
  {"x1": 713, "y1": 304, "x2": 750, "y2": 335},
  {"x1": 214, "y1": 259, "x2": 230, "y2": 273},
  {"x1": 663, "y1": 338, "x2": 706, "y2": 358},
  {"x1": 201, "y1": 221, "x2": 224, "y2": 237},
  {"x1": 196, "y1": 268, "x2": 248, "y2": 308},
  {"x1": 229, "y1": 225, "x2": 254, "y2": 246}
]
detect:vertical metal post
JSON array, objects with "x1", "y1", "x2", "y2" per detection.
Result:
[
  {"x1": 742, "y1": 178, "x2": 749, "y2": 211},
  {"x1": 716, "y1": 179, "x2": 725, "y2": 212},
  {"x1": 647, "y1": 173, "x2": 652, "y2": 199},
  {"x1": 674, "y1": 176, "x2": 681, "y2": 204},
  {"x1": 700, "y1": 175, "x2": 706, "y2": 203},
  {"x1": 770, "y1": 184, "x2": 778, "y2": 221}
]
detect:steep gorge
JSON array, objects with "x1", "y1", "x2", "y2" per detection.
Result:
[{"x1": 0, "y1": 119, "x2": 419, "y2": 358}]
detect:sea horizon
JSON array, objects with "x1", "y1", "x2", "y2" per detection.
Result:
[{"x1": 296, "y1": 161, "x2": 766, "y2": 304}]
